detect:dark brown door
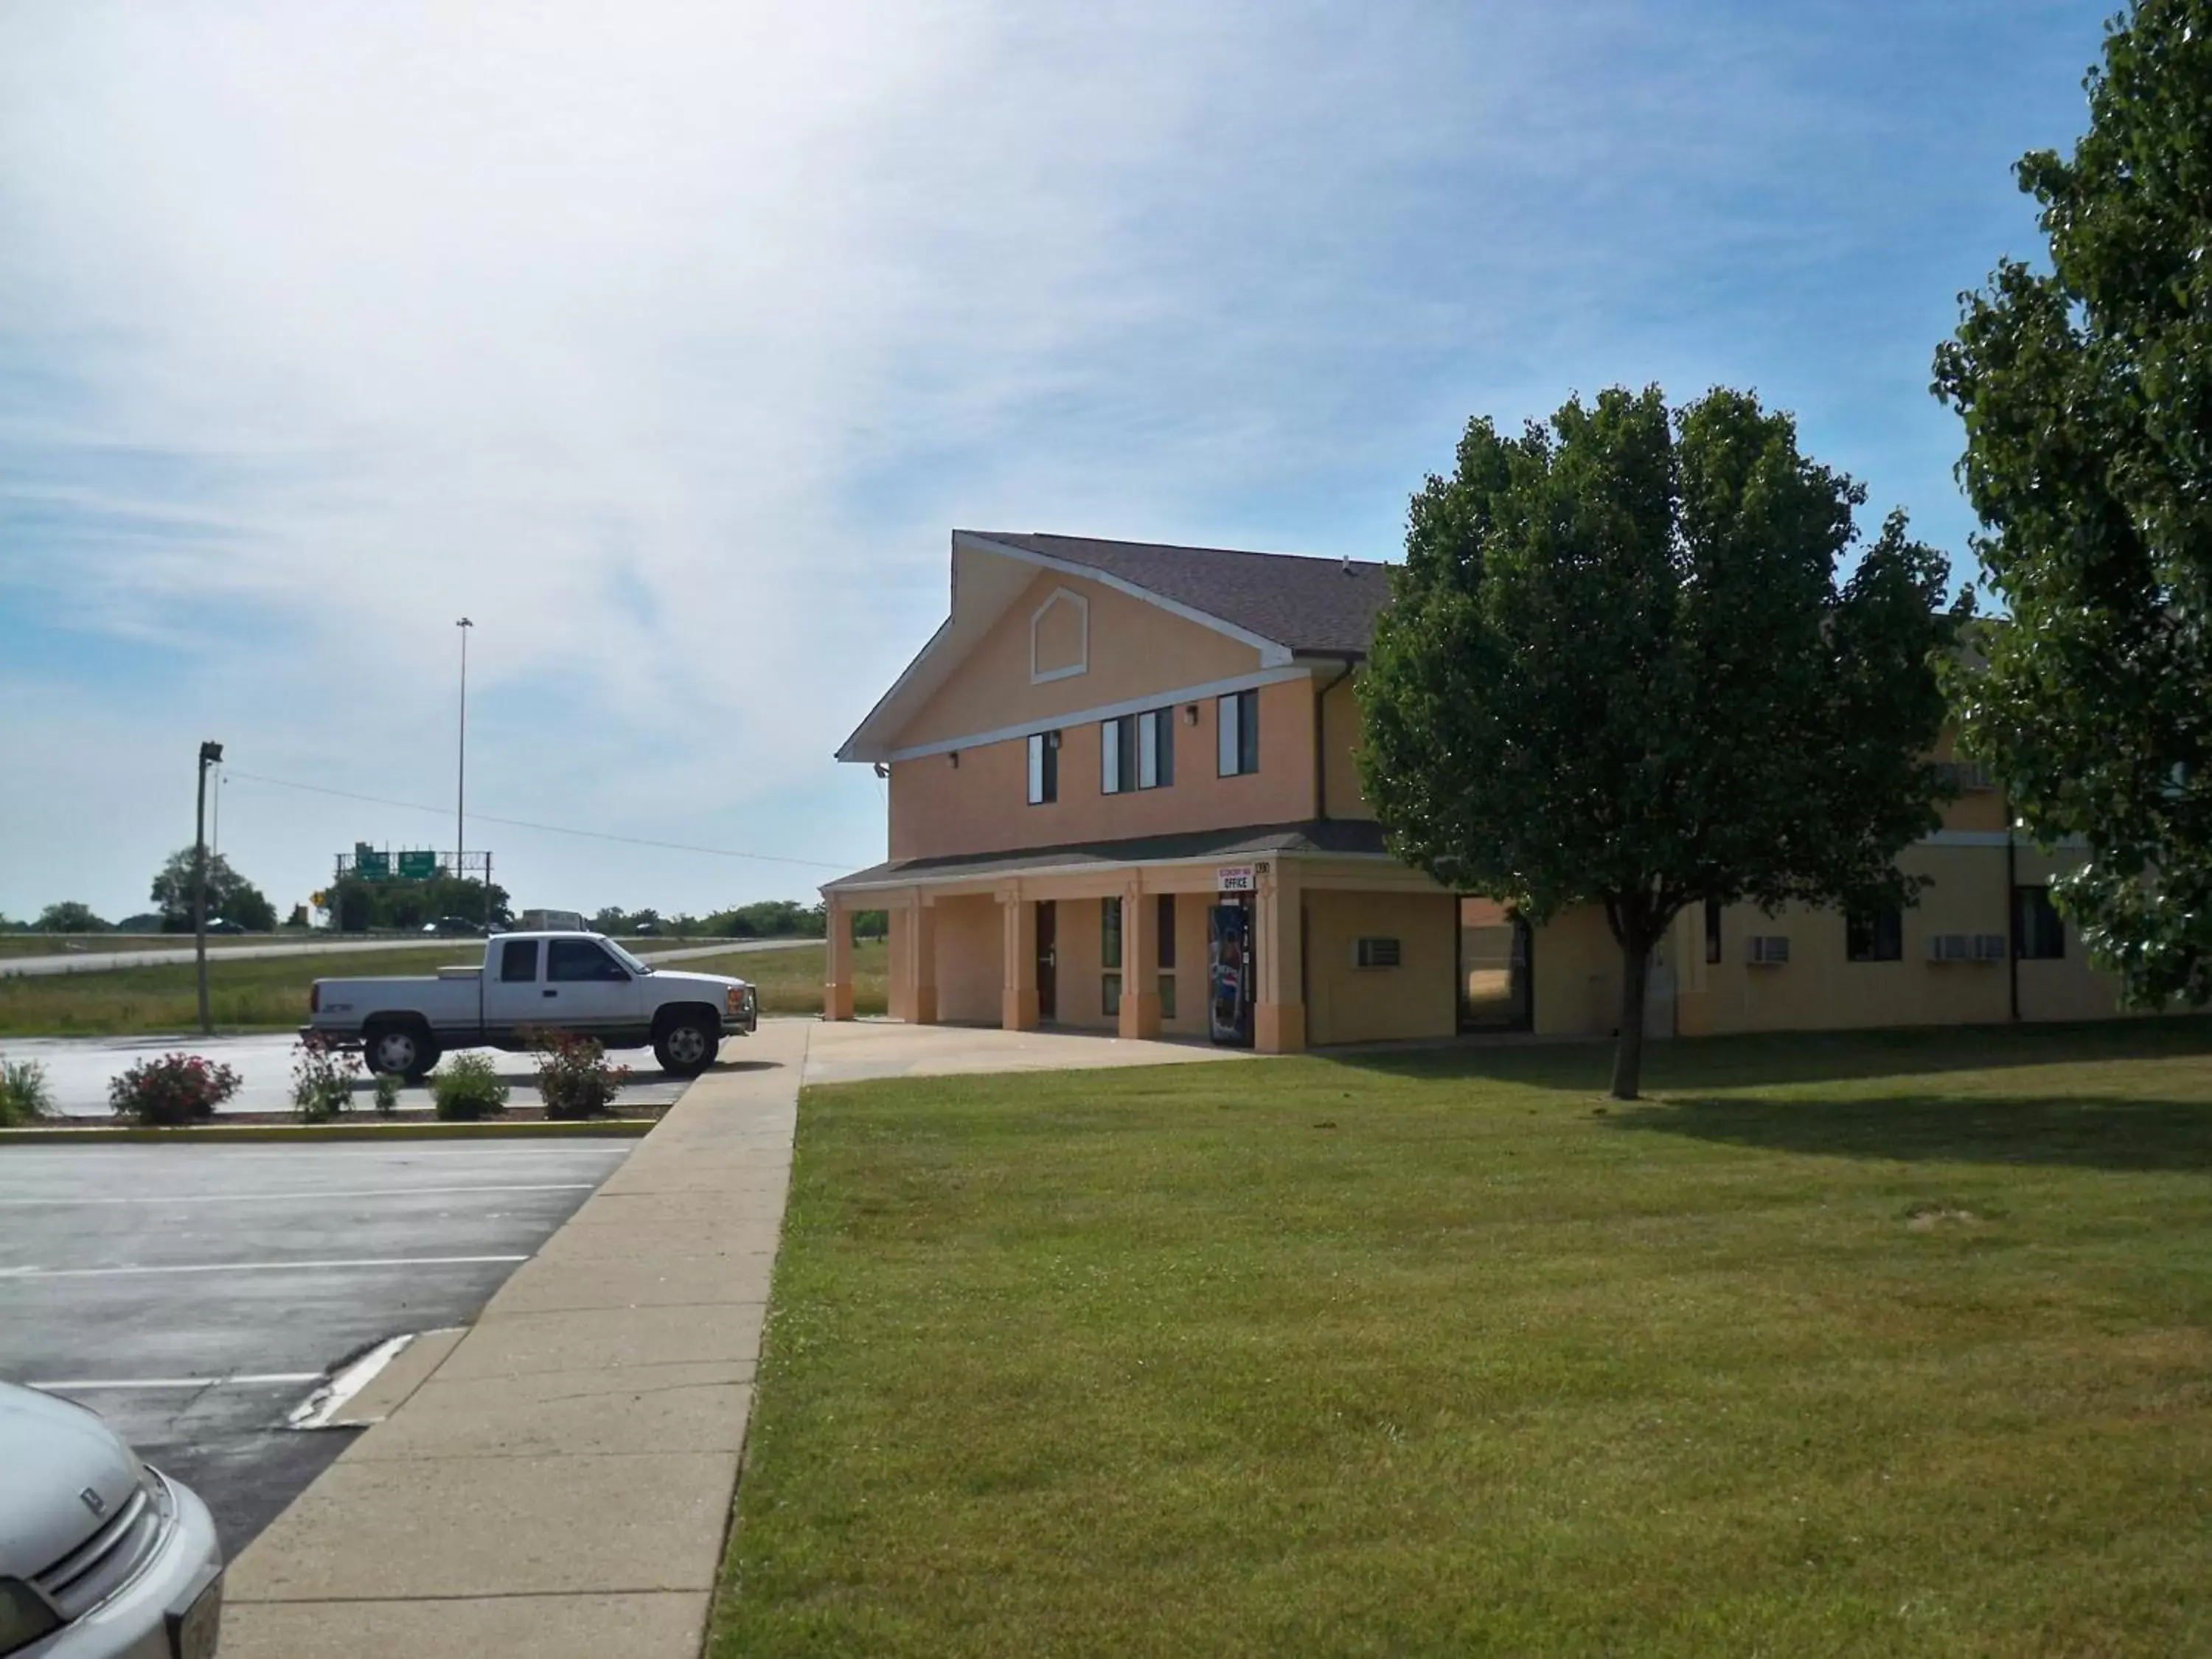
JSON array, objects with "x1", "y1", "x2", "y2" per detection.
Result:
[{"x1": 1036, "y1": 900, "x2": 1057, "y2": 1020}]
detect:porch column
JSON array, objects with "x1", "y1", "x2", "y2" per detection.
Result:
[
  {"x1": 909, "y1": 891, "x2": 939, "y2": 1026},
  {"x1": 1118, "y1": 876, "x2": 1161, "y2": 1040},
  {"x1": 824, "y1": 893, "x2": 855, "y2": 1021},
  {"x1": 999, "y1": 884, "x2": 1039, "y2": 1031},
  {"x1": 1254, "y1": 862, "x2": 1306, "y2": 1053}
]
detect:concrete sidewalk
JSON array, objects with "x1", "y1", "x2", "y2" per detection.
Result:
[{"x1": 218, "y1": 1021, "x2": 807, "y2": 1659}]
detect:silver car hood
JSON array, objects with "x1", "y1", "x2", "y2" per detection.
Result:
[{"x1": 0, "y1": 1381, "x2": 143, "y2": 1578}]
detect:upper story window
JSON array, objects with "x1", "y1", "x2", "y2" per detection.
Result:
[
  {"x1": 1026, "y1": 730, "x2": 1060, "y2": 805},
  {"x1": 1103, "y1": 709, "x2": 1176, "y2": 794},
  {"x1": 1217, "y1": 689, "x2": 1259, "y2": 776}
]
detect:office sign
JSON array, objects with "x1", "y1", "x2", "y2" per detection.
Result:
[{"x1": 1216, "y1": 864, "x2": 1255, "y2": 893}]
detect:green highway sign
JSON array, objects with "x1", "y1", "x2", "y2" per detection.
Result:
[
  {"x1": 397, "y1": 850, "x2": 439, "y2": 880},
  {"x1": 356, "y1": 850, "x2": 390, "y2": 880}
]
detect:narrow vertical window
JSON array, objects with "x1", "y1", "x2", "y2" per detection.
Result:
[
  {"x1": 1027, "y1": 730, "x2": 1059, "y2": 805},
  {"x1": 1704, "y1": 897, "x2": 1722, "y2": 965},
  {"x1": 1217, "y1": 690, "x2": 1259, "y2": 776},
  {"x1": 1102, "y1": 897, "x2": 1123, "y2": 1016},
  {"x1": 1138, "y1": 709, "x2": 1159, "y2": 788},
  {"x1": 1100, "y1": 717, "x2": 1122, "y2": 794},
  {"x1": 2014, "y1": 886, "x2": 2065, "y2": 959},
  {"x1": 1156, "y1": 894, "x2": 1176, "y2": 969}
]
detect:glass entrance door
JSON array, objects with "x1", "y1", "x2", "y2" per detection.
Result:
[
  {"x1": 1458, "y1": 897, "x2": 1532, "y2": 1032},
  {"x1": 1207, "y1": 900, "x2": 1255, "y2": 1046}
]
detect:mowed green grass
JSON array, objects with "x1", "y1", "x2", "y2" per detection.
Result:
[
  {"x1": 647, "y1": 941, "x2": 887, "y2": 1018},
  {"x1": 0, "y1": 939, "x2": 890, "y2": 1035},
  {"x1": 715, "y1": 1018, "x2": 2212, "y2": 1658},
  {"x1": 0, "y1": 944, "x2": 483, "y2": 1035}
]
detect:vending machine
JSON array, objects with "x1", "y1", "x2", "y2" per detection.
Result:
[{"x1": 1207, "y1": 900, "x2": 1255, "y2": 1047}]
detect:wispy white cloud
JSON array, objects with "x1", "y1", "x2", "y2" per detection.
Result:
[{"x1": 0, "y1": 0, "x2": 2104, "y2": 918}]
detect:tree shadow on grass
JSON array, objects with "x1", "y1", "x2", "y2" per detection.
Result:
[
  {"x1": 1328, "y1": 1016, "x2": 2212, "y2": 1096},
  {"x1": 1603, "y1": 1091, "x2": 2212, "y2": 1171}
]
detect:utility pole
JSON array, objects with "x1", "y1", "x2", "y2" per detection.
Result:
[
  {"x1": 456, "y1": 617, "x2": 473, "y2": 918},
  {"x1": 195, "y1": 740, "x2": 224, "y2": 1035}
]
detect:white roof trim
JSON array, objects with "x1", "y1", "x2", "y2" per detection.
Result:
[
  {"x1": 888, "y1": 665, "x2": 1311, "y2": 762},
  {"x1": 957, "y1": 532, "x2": 1295, "y2": 668},
  {"x1": 822, "y1": 843, "x2": 1397, "y2": 894}
]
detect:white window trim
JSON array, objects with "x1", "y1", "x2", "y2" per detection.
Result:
[
  {"x1": 888, "y1": 665, "x2": 1309, "y2": 762},
  {"x1": 1029, "y1": 587, "x2": 1089, "y2": 684}
]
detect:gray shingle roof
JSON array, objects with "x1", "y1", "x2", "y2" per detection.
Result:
[{"x1": 966, "y1": 531, "x2": 1393, "y2": 656}]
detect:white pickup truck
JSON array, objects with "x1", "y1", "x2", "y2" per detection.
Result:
[{"x1": 304, "y1": 931, "x2": 759, "y2": 1080}]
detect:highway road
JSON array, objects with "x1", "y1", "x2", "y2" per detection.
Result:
[{"x1": 0, "y1": 933, "x2": 817, "y2": 978}]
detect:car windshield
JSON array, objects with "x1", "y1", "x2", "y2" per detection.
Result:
[{"x1": 604, "y1": 940, "x2": 653, "y2": 975}]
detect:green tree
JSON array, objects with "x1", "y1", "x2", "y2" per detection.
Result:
[
  {"x1": 1933, "y1": 0, "x2": 2212, "y2": 1009},
  {"x1": 1360, "y1": 386, "x2": 1956, "y2": 1099},
  {"x1": 35, "y1": 901, "x2": 112, "y2": 933},
  {"x1": 150, "y1": 849, "x2": 277, "y2": 932},
  {"x1": 325, "y1": 873, "x2": 509, "y2": 931}
]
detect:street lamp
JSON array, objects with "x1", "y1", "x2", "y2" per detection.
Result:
[
  {"x1": 456, "y1": 618, "x2": 473, "y2": 915},
  {"x1": 195, "y1": 740, "x2": 224, "y2": 1035}
]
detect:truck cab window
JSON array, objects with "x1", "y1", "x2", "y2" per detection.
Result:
[
  {"x1": 549, "y1": 939, "x2": 628, "y2": 981},
  {"x1": 499, "y1": 939, "x2": 540, "y2": 982}
]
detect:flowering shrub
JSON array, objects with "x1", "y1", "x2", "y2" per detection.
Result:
[
  {"x1": 1, "y1": 1056, "x2": 54, "y2": 1126},
  {"x1": 373, "y1": 1074, "x2": 401, "y2": 1114},
  {"x1": 432, "y1": 1052, "x2": 508, "y2": 1120},
  {"x1": 533, "y1": 1031, "x2": 630, "y2": 1120},
  {"x1": 290, "y1": 1036, "x2": 358, "y2": 1123},
  {"x1": 109, "y1": 1053, "x2": 243, "y2": 1126}
]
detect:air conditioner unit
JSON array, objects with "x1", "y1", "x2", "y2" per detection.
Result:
[
  {"x1": 1747, "y1": 935, "x2": 1790, "y2": 967},
  {"x1": 1928, "y1": 933, "x2": 1975, "y2": 963},
  {"x1": 1972, "y1": 933, "x2": 2009, "y2": 962}
]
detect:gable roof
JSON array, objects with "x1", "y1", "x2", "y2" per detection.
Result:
[
  {"x1": 835, "y1": 529, "x2": 1394, "y2": 763},
  {"x1": 965, "y1": 532, "x2": 1392, "y2": 658}
]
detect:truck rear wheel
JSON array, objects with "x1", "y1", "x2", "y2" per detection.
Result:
[
  {"x1": 365, "y1": 1023, "x2": 441, "y2": 1083},
  {"x1": 653, "y1": 1012, "x2": 720, "y2": 1077}
]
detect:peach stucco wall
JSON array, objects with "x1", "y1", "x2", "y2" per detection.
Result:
[
  {"x1": 888, "y1": 676, "x2": 1317, "y2": 862},
  {"x1": 1303, "y1": 888, "x2": 1456, "y2": 1046},
  {"x1": 897, "y1": 569, "x2": 1266, "y2": 751}
]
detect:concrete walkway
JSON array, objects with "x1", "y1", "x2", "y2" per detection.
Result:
[
  {"x1": 802, "y1": 1017, "x2": 1253, "y2": 1085},
  {"x1": 218, "y1": 1020, "x2": 807, "y2": 1659}
]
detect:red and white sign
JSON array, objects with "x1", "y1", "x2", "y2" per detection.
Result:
[{"x1": 1216, "y1": 864, "x2": 1255, "y2": 893}]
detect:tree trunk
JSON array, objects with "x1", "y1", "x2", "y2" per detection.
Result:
[{"x1": 1609, "y1": 934, "x2": 1649, "y2": 1100}]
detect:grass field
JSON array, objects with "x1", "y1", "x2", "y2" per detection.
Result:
[
  {"x1": 0, "y1": 932, "x2": 344, "y2": 960},
  {"x1": 714, "y1": 1018, "x2": 2212, "y2": 1658},
  {"x1": 0, "y1": 939, "x2": 887, "y2": 1035}
]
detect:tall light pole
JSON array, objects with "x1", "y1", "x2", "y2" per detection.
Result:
[
  {"x1": 456, "y1": 618, "x2": 473, "y2": 914},
  {"x1": 195, "y1": 740, "x2": 224, "y2": 1036}
]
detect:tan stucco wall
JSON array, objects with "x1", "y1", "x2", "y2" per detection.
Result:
[
  {"x1": 1303, "y1": 888, "x2": 1456, "y2": 1046},
  {"x1": 932, "y1": 894, "x2": 1003, "y2": 1025},
  {"x1": 889, "y1": 676, "x2": 1317, "y2": 862},
  {"x1": 1319, "y1": 670, "x2": 1372, "y2": 821},
  {"x1": 897, "y1": 569, "x2": 1266, "y2": 750}
]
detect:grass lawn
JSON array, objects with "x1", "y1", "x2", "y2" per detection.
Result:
[
  {"x1": 0, "y1": 943, "x2": 476, "y2": 1035},
  {"x1": 650, "y1": 941, "x2": 888, "y2": 1018},
  {"x1": 0, "y1": 939, "x2": 890, "y2": 1035},
  {"x1": 715, "y1": 1018, "x2": 2212, "y2": 1658},
  {"x1": 0, "y1": 932, "x2": 336, "y2": 959}
]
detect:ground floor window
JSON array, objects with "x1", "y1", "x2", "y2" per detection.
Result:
[
  {"x1": 1846, "y1": 902, "x2": 1903, "y2": 962},
  {"x1": 1102, "y1": 896, "x2": 1123, "y2": 1015},
  {"x1": 2014, "y1": 886, "x2": 2065, "y2": 960},
  {"x1": 1458, "y1": 896, "x2": 1532, "y2": 1032}
]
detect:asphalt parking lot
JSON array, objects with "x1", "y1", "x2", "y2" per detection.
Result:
[
  {"x1": 10, "y1": 1032, "x2": 695, "y2": 1117},
  {"x1": 0, "y1": 1138, "x2": 635, "y2": 1553}
]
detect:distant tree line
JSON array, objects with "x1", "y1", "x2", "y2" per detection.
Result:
[{"x1": 582, "y1": 900, "x2": 886, "y2": 940}]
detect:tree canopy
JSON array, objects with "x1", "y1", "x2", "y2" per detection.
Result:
[
  {"x1": 150, "y1": 849, "x2": 279, "y2": 933},
  {"x1": 35, "y1": 901, "x2": 111, "y2": 933},
  {"x1": 1360, "y1": 385, "x2": 1956, "y2": 1098},
  {"x1": 1933, "y1": 0, "x2": 2212, "y2": 1008}
]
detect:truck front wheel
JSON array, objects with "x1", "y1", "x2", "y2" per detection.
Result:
[
  {"x1": 365, "y1": 1023, "x2": 442, "y2": 1083},
  {"x1": 653, "y1": 1012, "x2": 720, "y2": 1078}
]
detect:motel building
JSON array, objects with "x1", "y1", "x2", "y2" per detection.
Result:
[{"x1": 819, "y1": 531, "x2": 2128, "y2": 1053}]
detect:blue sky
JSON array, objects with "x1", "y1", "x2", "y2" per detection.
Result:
[{"x1": 0, "y1": 0, "x2": 2110, "y2": 923}]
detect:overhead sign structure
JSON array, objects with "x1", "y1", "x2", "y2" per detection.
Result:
[
  {"x1": 355, "y1": 846, "x2": 391, "y2": 882},
  {"x1": 1216, "y1": 864, "x2": 1255, "y2": 893}
]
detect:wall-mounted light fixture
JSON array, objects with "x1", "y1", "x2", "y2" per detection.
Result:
[
  {"x1": 947, "y1": 751, "x2": 960, "y2": 768},
  {"x1": 1183, "y1": 704, "x2": 1199, "y2": 726},
  {"x1": 872, "y1": 762, "x2": 888, "y2": 779}
]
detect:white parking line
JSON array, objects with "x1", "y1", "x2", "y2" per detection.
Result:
[
  {"x1": 0, "y1": 1254, "x2": 529, "y2": 1279},
  {"x1": 0, "y1": 1182, "x2": 597, "y2": 1208},
  {"x1": 30, "y1": 1374, "x2": 326, "y2": 1390}
]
